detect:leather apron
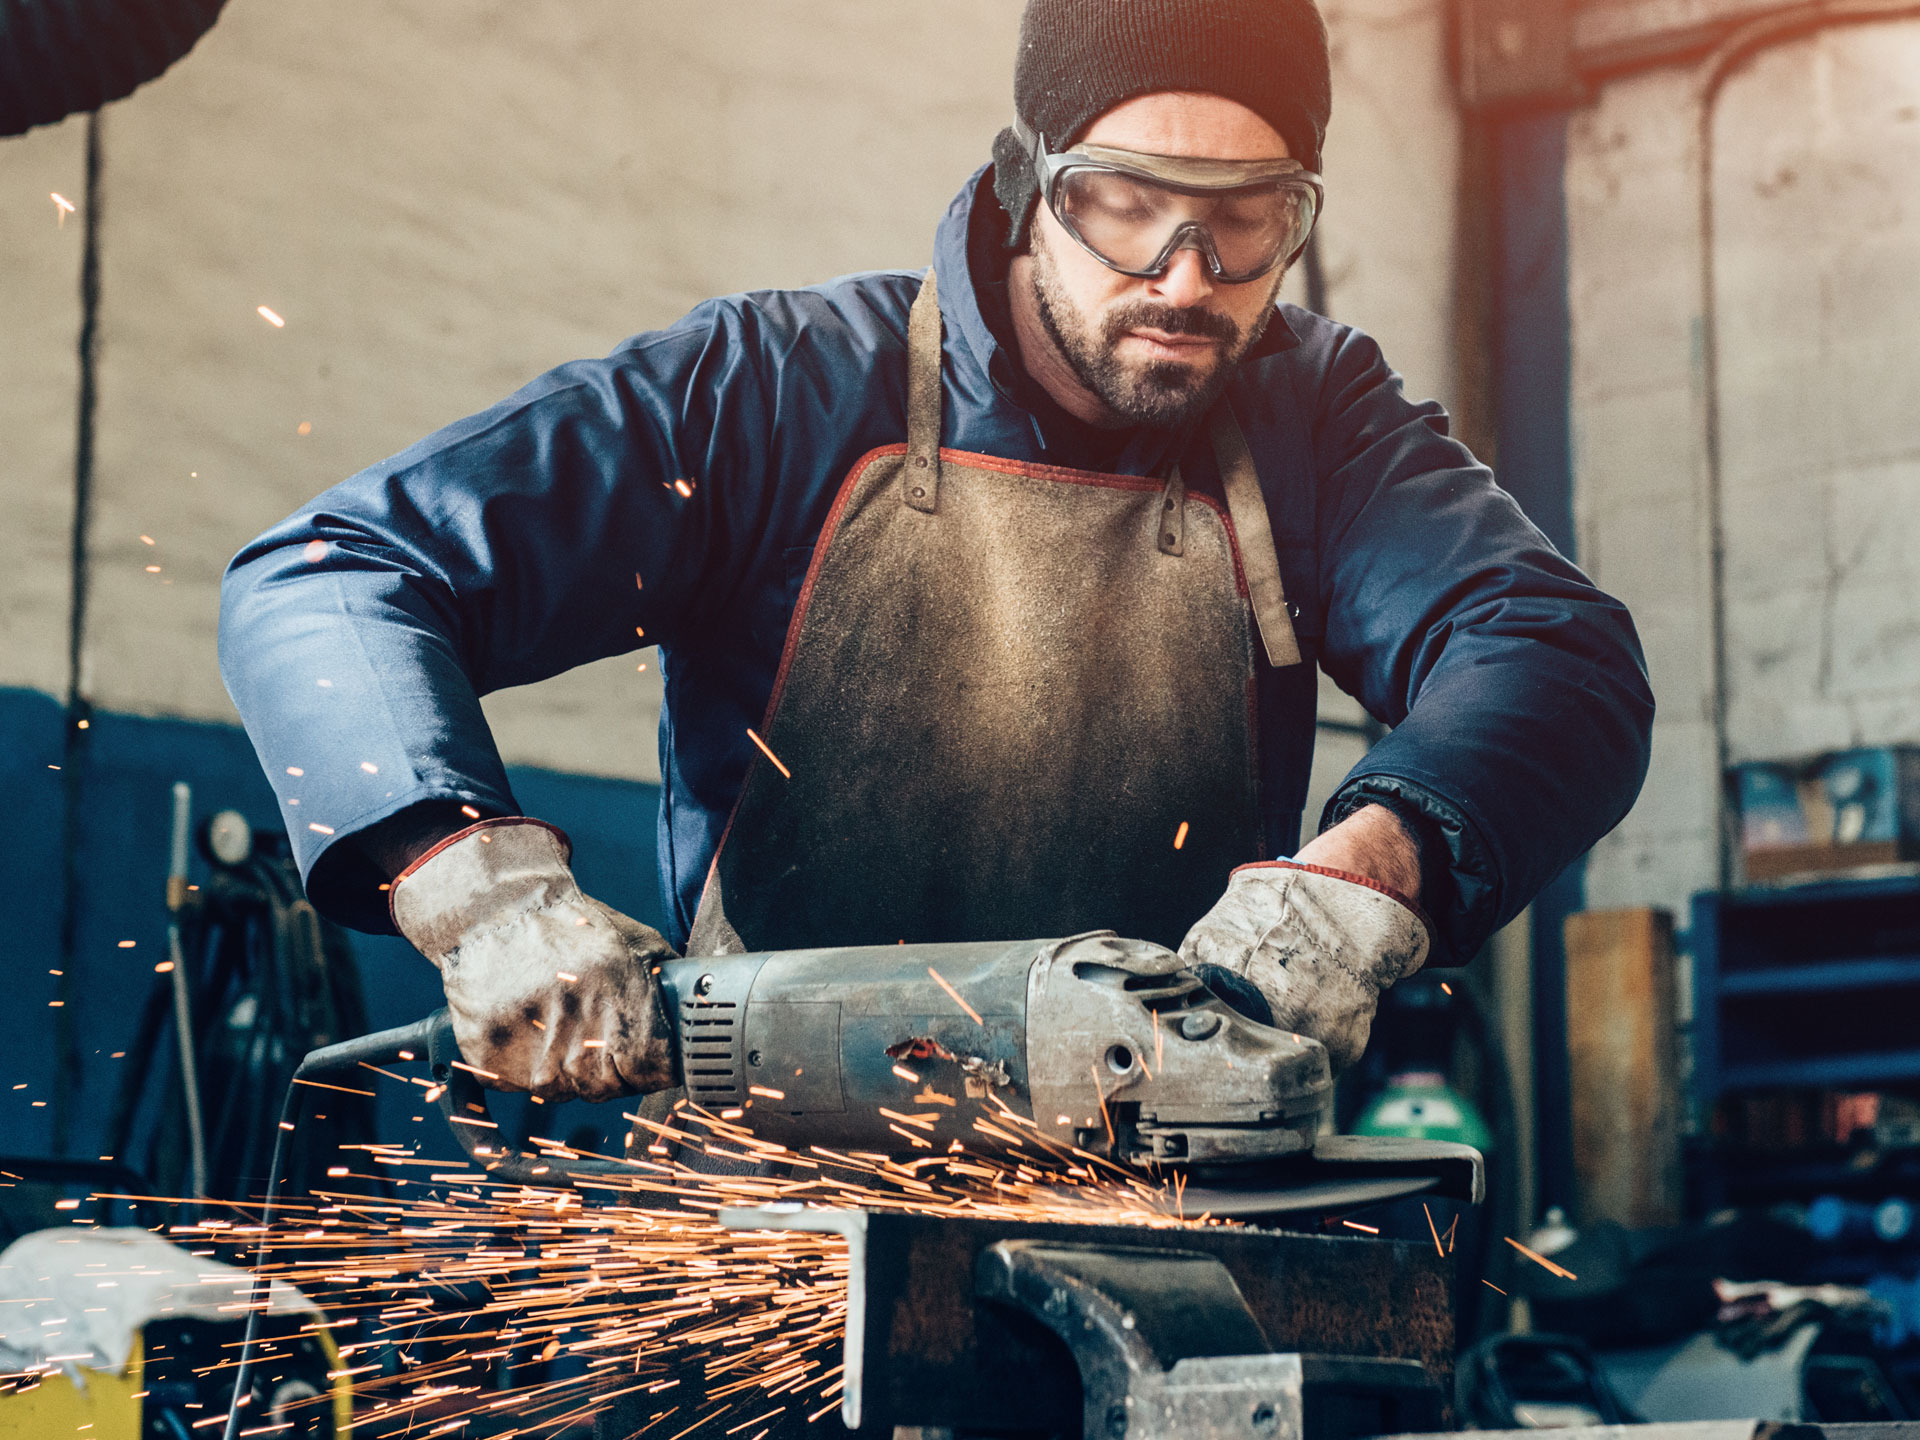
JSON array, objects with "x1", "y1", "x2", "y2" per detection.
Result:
[{"x1": 686, "y1": 271, "x2": 1302, "y2": 957}]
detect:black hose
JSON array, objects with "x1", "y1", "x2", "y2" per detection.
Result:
[
  {"x1": 0, "y1": 0, "x2": 231, "y2": 137},
  {"x1": 223, "y1": 1008, "x2": 657, "y2": 1437},
  {"x1": 220, "y1": 1014, "x2": 447, "y2": 1440}
]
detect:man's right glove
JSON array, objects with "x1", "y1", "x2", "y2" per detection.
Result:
[
  {"x1": 1177, "y1": 860, "x2": 1432, "y2": 1072},
  {"x1": 389, "y1": 817, "x2": 677, "y2": 1102}
]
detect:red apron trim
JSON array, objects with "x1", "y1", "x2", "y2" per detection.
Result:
[{"x1": 1228, "y1": 858, "x2": 1437, "y2": 949}]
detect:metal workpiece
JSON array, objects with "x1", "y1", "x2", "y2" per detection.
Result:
[
  {"x1": 1174, "y1": 1136, "x2": 1487, "y2": 1219},
  {"x1": 719, "y1": 1206, "x2": 1456, "y2": 1434},
  {"x1": 1025, "y1": 934, "x2": 1330, "y2": 1165}
]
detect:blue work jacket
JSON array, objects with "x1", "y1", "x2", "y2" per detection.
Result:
[{"x1": 220, "y1": 168, "x2": 1653, "y2": 962}]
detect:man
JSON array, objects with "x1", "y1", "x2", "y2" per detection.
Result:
[{"x1": 221, "y1": 0, "x2": 1653, "y2": 1105}]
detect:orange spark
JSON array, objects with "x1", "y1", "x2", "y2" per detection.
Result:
[
  {"x1": 1089, "y1": 1062, "x2": 1115, "y2": 1148},
  {"x1": 1504, "y1": 1236, "x2": 1577, "y2": 1279},
  {"x1": 257, "y1": 305, "x2": 286, "y2": 327},
  {"x1": 1173, "y1": 821, "x2": 1189, "y2": 850},
  {"x1": 1341, "y1": 1219, "x2": 1380, "y2": 1234},
  {"x1": 744, "y1": 728, "x2": 791, "y2": 779},
  {"x1": 1422, "y1": 1202, "x2": 1445, "y2": 1257},
  {"x1": 925, "y1": 966, "x2": 983, "y2": 1025}
]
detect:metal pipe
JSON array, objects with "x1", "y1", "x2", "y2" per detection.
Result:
[
  {"x1": 166, "y1": 781, "x2": 210, "y2": 1199},
  {"x1": 50, "y1": 111, "x2": 103, "y2": 1159},
  {"x1": 1693, "y1": 0, "x2": 1920, "y2": 890}
]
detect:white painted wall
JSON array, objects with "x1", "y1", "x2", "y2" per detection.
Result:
[
  {"x1": 1713, "y1": 26, "x2": 1920, "y2": 762},
  {"x1": 0, "y1": 117, "x2": 86, "y2": 699},
  {"x1": 0, "y1": 0, "x2": 1462, "y2": 799},
  {"x1": 1312, "y1": 0, "x2": 1462, "y2": 415},
  {"x1": 1569, "y1": 19, "x2": 1920, "y2": 915}
]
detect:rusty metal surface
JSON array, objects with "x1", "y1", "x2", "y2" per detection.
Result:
[{"x1": 722, "y1": 1207, "x2": 1455, "y2": 1434}]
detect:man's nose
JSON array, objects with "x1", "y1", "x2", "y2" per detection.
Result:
[{"x1": 1149, "y1": 245, "x2": 1216, "y2": 308}]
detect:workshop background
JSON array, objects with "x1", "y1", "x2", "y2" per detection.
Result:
[{"x1": 3, "y1": 0, "x2": 1920, "y2": 1424}]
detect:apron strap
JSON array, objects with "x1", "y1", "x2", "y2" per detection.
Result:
[
  {"x1": 1158, "y1": 465, "x2": 1187, "y2": 556},
  {"x1": 1210, "y1": 403, "x2": 1304, "y2": 668},
  {"x1": 904, "y1": 269, "x2": 943, "y2": 513}
]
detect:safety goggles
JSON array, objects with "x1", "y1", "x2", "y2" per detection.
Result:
[{"x1": 1018, "y1": 118, "x2": 1323, "y2": 285}]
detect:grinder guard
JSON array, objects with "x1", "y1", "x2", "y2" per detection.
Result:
[{"x1": 1025, "y1": 933, "x2": 1327, "y2": 1165}]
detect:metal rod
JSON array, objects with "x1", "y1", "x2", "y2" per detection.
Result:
[{"x1": 166, "y1": 781, "x2": 209, "y2": 1199}]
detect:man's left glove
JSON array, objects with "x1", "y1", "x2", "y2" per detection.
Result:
[
  {"x1": 390, "y1": 818, "x2": 677, "y2": 1102},
  {"x1": 1178, "y1": 861, "x2": 1432, "y2": 1072}
]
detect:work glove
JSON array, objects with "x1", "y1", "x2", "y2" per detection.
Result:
[
  {"x1": 1177, "y1": 861, "x2": 1432, "y2": 1073},
  {"x1": 389, "y1": 818, "x2": 677, "y2": 1102}
]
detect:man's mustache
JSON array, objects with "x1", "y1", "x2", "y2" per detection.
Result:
[{"x1": 1101, "y1": 302, "x2": 1240, "y2": 348}]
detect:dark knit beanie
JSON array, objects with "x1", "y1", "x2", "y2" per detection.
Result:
[{"x1": 991, "y1": 0, "x2": 1332, "y2": 247}]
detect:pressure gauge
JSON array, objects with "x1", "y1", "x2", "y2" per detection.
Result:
[{"x1": 204, "y1": 809, "x2": 254, "y2": 867}]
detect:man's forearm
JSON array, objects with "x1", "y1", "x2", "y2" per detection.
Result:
[{"x1": 1292, "y1": 803, "x2": 1422, "y2": 903}]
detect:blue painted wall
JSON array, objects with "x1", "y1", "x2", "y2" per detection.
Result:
[{"x1": 0, "y1": 684, "x2": 665, "y2": 1173}]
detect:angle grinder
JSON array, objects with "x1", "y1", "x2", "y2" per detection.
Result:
[{"x1": 292, "y1": 931, "x2": 1480, "y2": 1216}]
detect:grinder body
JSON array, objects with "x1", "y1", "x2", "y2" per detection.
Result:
[{"x1": 658, "y1": 932, "x2": 1330, "y2": 1166}]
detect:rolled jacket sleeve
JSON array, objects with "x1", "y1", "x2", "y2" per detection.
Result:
[
  {"x1": 219, "y1": 302, "x2": 773, "y2": 933},
  {"x1": 1303, "y1": 324, "x2": 1654, "y2": 963}
]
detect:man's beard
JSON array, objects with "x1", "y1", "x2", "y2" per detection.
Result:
[{"x1": 1028, "y1": 224, "x2": 1279, "y2": 429}]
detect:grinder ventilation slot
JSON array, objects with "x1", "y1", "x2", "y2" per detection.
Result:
[{"x1": 681, "y1": 999, "x2": 744, "y2": 1103}]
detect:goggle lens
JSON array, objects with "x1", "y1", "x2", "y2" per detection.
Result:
[{"x1": 1052, "y1": 167, "x2": 1317, "y2": 283}]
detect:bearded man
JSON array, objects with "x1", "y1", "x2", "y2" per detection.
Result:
[{"x1": 221, "y1": 0, "x2": 1653, "y2": 1102}]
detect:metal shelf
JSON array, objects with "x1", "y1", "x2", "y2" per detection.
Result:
[
  {"x1": 1687, "y1": 878, "x2": 1920, "y2": 1217},
  {"x1": 1722, "y1": 1048, "x2": 1920, "y2": 1091},
  {"x1": 1727, "y1": 870, "x2": 1920, "y2": 908},
  {"x1": 1719, "y1": 954, "x2": 1920, "y2": 996}
]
